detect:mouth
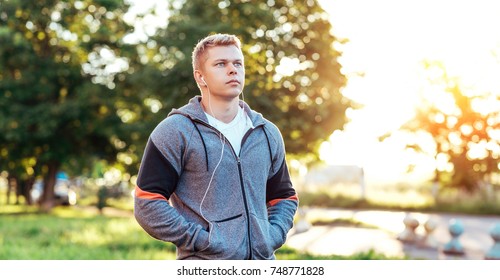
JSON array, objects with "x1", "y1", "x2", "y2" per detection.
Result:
[{"x1": 226, "y1": 79, "x2": 240, "y2": 84}]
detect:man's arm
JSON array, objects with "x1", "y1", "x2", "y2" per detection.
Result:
[
  {"x1": 134, "y1": 138, "x2": 209, "y2": 252},
  {"x1": 265, "y1": 157, "x2": 299, "y2": 247}
]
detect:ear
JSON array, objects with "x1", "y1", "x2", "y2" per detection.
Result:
[{"x1": 194, "y1": 70, "x2": 206, "y2": 87}]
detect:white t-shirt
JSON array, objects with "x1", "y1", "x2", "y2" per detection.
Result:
[{"x1": 205, "y1": 106, "x2": 254, "y2": 155}]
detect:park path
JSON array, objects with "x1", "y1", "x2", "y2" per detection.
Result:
[
  {"x1": 79, "y1": 205, "x2": 500, "y2": 259},
  {"x1": 285, "y1": 207, "x2": 500, "y2": 260}
]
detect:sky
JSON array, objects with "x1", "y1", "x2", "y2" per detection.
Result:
[{"x1": 316, "y1": 0, "x2": 500, "y2": 185}]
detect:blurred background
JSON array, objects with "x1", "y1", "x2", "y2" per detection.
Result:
[{"x1": 0, "y1": 0, "x2": 499, "y2": 260}]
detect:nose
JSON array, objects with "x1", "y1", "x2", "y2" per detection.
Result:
[{"x1": 228, "y1": 63, "x2": 237, "y2": 75}]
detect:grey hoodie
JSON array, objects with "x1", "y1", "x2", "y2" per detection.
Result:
[{"x1": 134, "y1": 96, "x2": 298, "y2": 259}]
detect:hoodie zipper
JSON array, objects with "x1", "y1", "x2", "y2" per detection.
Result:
[
  {"x1": 231, "y1": 124, "x2": 265, "y2": 259},
  {"x1": 235, "y1": 125, "x2": 263, "y2": 260},
  {"x1": 193, "y1": 117, "x2": 264, "y2": 259},
  {"x1": 236, "y1": 124, "x2": 264, "y2": 260},
  {"x1": 236, "y1": 157, "x2": 252, "y2": 259}
]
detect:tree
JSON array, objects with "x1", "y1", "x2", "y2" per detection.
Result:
[
  {"x1": 135, "y1": 0, "x2": 351, "y2": 157},
  {"x1": 403, "y1": 61, "x2": 500, "y2": 192},
  {"x1": 0, "y1": 0, "x2": 137, "y2": 209},
  {"x1": 0, "y1": 0, "x2": 352, "y2": 209}
]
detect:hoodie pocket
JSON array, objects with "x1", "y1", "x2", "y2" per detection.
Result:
[
  {"x1": 196, "y1": 213, "x2": 246, "y2": 259},
  {"x1": 250, "y1": 214, "x2": 284, "y2": 259}
]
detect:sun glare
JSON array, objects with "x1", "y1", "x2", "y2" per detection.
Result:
[
  {"x1": 317, "y1": 0, "x2": 500, "y2": 185},
  {"x1": 122, "y1": 0, "x2": 500, "y2": 185}
]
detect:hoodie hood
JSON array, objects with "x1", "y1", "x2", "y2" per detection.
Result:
[
  {"x1": 166, "y1": 96, "x2": 273, "y2": 172},
  {"x1": 168, "y1": 96, "x2": 266, "y2": 127}
]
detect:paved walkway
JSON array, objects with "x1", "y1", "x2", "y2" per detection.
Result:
[{"x1": 285, "y1": 208, "x2": 500, "y2": 260}]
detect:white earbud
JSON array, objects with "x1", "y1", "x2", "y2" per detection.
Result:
[{"x1": 201, "y1": 77, "x2": 207, "y2": 86}]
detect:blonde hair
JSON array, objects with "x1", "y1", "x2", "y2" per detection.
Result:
[{"x1": 192, "y1": 33, "x2": 242, "y2": 71}]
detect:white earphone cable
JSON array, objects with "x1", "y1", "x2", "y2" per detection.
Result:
[{"x1": 199, "y1": 77, "x2": 225, "y2": 242}]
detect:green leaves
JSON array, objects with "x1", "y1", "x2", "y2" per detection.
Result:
[
  {"x1": 149, "y1": 0, "x2": 350, "y2": 156},
  {"x1": 0, "y1": 0, "x2": 137, "y2": 205},
  {"x1": 1, "y1": 0, "x2": 351, "y2": 205}
]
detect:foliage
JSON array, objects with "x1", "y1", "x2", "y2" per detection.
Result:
[
  {"x1": 402, "y1": 61, "x2": 500, "y2": 192},
  {"x1": 0, "y1": 0, "x2": 351, "y2": 208},
  {"x1": 0, "y1": 0, "x2": 139, "y2": 207},
  {"x1": 140, "y1": 0, "x2": 351, "y2": 156}
]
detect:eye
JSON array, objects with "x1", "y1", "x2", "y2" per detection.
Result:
[
  {"x1": 215, "y1": 62, "x2": 225, "y2": 67},
  {"x1": 234, "y1": 62, "x2": 242, "y2": 67}
]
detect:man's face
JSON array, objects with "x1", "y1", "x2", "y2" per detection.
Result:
[{"x1": 200, "y1": 45, "x2": 245, "y2": 100}]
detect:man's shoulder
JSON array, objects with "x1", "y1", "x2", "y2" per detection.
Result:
[
  {"x1": 247, "y1": 108, "x2": 278, "y2": 131},
  {"x1": 255, "y1": 117, "x2": 284, "y2": 150},
  {"x1": 261, "y1": 117, "x2": 281, "y2": 135},
  {"x1": 151, "y1": 114, "x2": 193, "y2": 137}
]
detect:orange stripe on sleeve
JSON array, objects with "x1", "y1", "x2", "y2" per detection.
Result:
[
  {"x1": 135, "y1": 185, "x2": 168, "y2": 201},
  {"x1": 267, "y1": 195, "x2": 298, "y2": 207}
]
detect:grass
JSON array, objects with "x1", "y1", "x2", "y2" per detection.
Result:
[
  {"x1": 308, "y1": 217, "x2": 379, "y2": 229},
  {"x1": 0, "y1": 204, "x2": 399, "y2": 260},
  {"x1": 0, "y1": 206, "x2": 176, "y2": 260},
  {"x1": 3, "y1": 184, "x2": 496, "y2": 260},
  {"x1": 297, "y1": 187, "x2": 500, "y2": 216},
  {"x1": 276, "y1": 247, "x2": 404, "y2": 260}
]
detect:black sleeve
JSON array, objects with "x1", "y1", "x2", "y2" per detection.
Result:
[
  {"x1": 136, "y1": 138, "x2": 179, "y2": 200},
  {"x1": 265, "y1": 159, "x2": 296, "y2": 202}
]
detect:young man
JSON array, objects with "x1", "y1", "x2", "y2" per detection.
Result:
[{"x1": 134, "y1": 34, "x2": 298, "y2": 260}]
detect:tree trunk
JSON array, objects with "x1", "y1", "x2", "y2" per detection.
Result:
[
  {"x1": 6, "y1": 175, "x2": 17, "y2": 205},
  {"x1": 20, "y1": 177, "x2": 35, "y2": 205},
  {"x1": 40, "y1": 162, "x2": 59, "y2": 212},
  {"x1": 432, "y1": 171, "x2": 440, "y2": 199}
]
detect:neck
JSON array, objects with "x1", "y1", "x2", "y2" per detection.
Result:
[{"x1": 201, "y1": 94, "x2": 240, "y2": 124}]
